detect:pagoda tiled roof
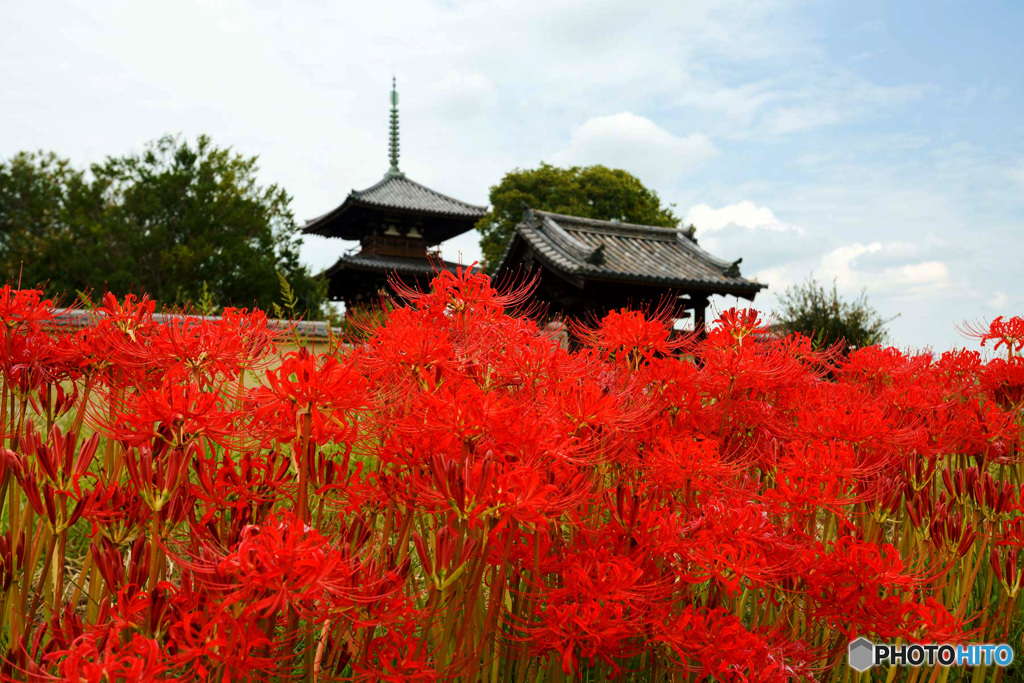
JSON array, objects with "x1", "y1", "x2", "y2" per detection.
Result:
[
  {"x1": 304, "y1": 174, "x2": 487, "y2": 238},
  {"x1": 324, "y1": 252, "x2": 464, "y2": 277},
  {"x1": 497, "y1": 208, "x2": 766, "y2": 295},
  {"x1": 352, "y1": 174, "x2": 487, "y2": 217}
]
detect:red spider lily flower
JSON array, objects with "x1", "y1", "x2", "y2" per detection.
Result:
[
  {"x1": 654, "y1": 606, "x2": 812, "y2": 683},
  {"x1": 250, "y1": 347, "x2": 367, "y2": 446},
  {"x1": 0, "y1": 286, "x2": 55, "y2": 329},
  {"x1": 641, "y1": 435, "x2": 735, "y2": 502},
  {"x1": 519, "y1": 538, "x2": 656, "y2": 675},
  {"x1": 81, "y1": 483, "x2": 150, "y2": 544},
  {"x1": 980, "y1": 356, "x2": 1024, "y2": 411},
  {"x1": 909, "y1": 596, "x2": 970, "y2": 643},
  {"x1": 120, "y1": 308, "x2": 277, "y2": 389},
  {"x1": 19, "y1": 425, "x2": 100, "y2": 489},
  {"x1": 960, "y1": 315, "x2": 1024, "y2": 356},
  {"x1": 998, "y1": 517, "x2": 1024, "y2": 550},
  {"x1": 990, "y1": 547, "x2": 1023, "y2": 597},
  {"x1": 676, "y1": 492, "x2": 799, "y2": 596},
  {"x1": 570, "y1": 305, "x2": 684, "y2": 366},
  {"x1": 929, "y1": 509, "x2": 978, "y2": 560},
  {"x1": 122, "y1": 441, "x2": 195, "y2": 513},
  {"x1": 708, "y1": 307, "x2": 772, "y2": 347},
  {"x1": 351, "y1": 620, "x2": 440, "y2": 682},
  {"x1": 78, "y1": 292, "x2": 158, "y2": 382},
  {"x1": 104, "y1": 378, "x2": 238, "y2": 449},
  {"x1": 800, "y1": 536, "x2": 929, "y2": 639},
  {"x1": 47, "y1": 629, "x2": 167, "y2": 683},
  {"x1": 0, "y1": 532, "x2": 13, "y2": 593},
  {"x1": 762, "y1": 440, "x2": 865, "y2": 519},
  {"x1": 188, "y1": 512, "x2": 401, "y2": 623},
  {"x1": 5, "y1": 449, "x2": 88, "y2": 534},
  {"x1": 0, "y1": 324, "x2": 83, "y2": 396},
  {"x1": 391, "y1": 264, "x2": 534, "y2": 323},
  {"x1": 190, "y1": 445, "x2": 291, "y2": 537}
]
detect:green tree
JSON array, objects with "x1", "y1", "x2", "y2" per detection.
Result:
[
  {"x1": 0, "y1": 135, "x2": 327, "y2": 317},
  {"x1": 775, "y1": 276, "x2": 894, "y2": 351},
  {"x1": 476, "y1": 163, "x2": 682, "y2": 272},
  {"x1": 0, "y1": 151, "x2": 105, "y2": 295}
]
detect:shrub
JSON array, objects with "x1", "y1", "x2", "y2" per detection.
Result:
[{"x1": 774, "y1": 275, "x2": 893, "y2": 351}]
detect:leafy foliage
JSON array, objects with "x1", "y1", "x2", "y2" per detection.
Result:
[
  {"x1": 476, "y1": 162, "x2": 682, "y2": 271},
  {"x1": 0, "y1": 136, "x2": 327, "y2": 317},
  {"x1": 775, "y1": 275, "x2": 893, "y2": 351}
]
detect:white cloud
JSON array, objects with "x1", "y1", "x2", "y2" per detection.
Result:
[
  {"x1": 883, "y1": 261, "x2": 949, "y2": 286},
  {"x1": 810, "y1": 243, "x2": 950, "y2": 299},
  {"x1": 551, "y1": 113, "x2": 717, "y2": 186},
  {"x1": 752, "y1": 265, "x2": 794, "y2": 292},
  {"x1": 686, "y1": 200, "x2": 801, "y2": 234},
  {"x1": 675, "y1": 80, "x2": 777, "y2": 129},
  {"x1": 817, "y1": 242, "x2": 883, "y2": 289},
  {"x1": 758, "y1": 72, "x2": 929, "y2": 136},
  {"x1": 989, "y1": 291, "x2": 1009, "y2": 310}
]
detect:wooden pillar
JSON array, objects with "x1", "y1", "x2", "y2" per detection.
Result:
[{"x1": 692, "y1": 295, "x2": 710, "y2": 340}]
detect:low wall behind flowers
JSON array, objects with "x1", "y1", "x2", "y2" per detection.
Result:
[{"x1": 0, "y1": 276, "x2": 1021, "y2": 682}]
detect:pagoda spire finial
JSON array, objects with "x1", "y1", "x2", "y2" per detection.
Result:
[{"x1": 387, "y1": 76, "x2": 404, "y2": 177}]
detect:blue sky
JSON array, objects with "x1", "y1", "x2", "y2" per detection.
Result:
[{"x1": 2, "y1": 0, "x2": 1022, "y2": 350}]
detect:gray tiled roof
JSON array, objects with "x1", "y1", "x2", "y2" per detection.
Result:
[
  {"x1": 498, "y1": 208, "x2": 766, "y2": 294},
  {"x1": 351, "y1": 175, "x2": 487, "y2": 217},
  {"x1": 303, "y1": 174, "x2": 487, "y2": 239},
  {"x1": 47, "y1": 309, "x2": 340, "y2": 340},
  {"x1": 325, "y1": 253, "x2": 465, "y2": 276}
]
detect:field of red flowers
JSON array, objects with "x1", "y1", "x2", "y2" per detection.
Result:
[{"x1": 0, "y1": 269, "x2": 1021, "y2": 682}]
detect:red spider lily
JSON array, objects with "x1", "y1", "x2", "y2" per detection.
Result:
[
  {"x1": 352, "y1": 620, "x2": 441, "y2": 682},
  {"x1": 799, "y1": 536, "x2": 935, "y2": 639},
  {"x1": 189, "y1": 445, "x2": 291, "y2": 541},
  {"x1": 1, "y1": 283, "x2": 1022, "y2": 683},
  {"x1": 104, "y1": 379, "x2": 238, "y2": 448},
  {"x1": 961, "y1": 315, "x2": 1024, "y2": 356},
  {"x1": 250, "y1": 347, "x2": 366, "y2": 446},
  {"x1": 187, "y1": 511, "x2": 404, "y2": 624},
  {"x1": 708, "y1": 307, "x2": 773, "y2": 346},
  {"x1": 0, "y1": 286, "x2": 55, "y2": 329},
  {"x1": 81, "y1": 483, "x2": 150, "y2": 543},
  {"x1": 677, "y1": 491, "x2": 799, "y2": 596},
  {"x1": 655, "y1": 606, "x2": 812, "y2": 683},
  {"x1": 990, "y1": 547, "x2": 1023, "y2": 597},
  {"x1": 390, "y1": 264, "x2": 534, "y2": 323},
  {"x1": 121, "y1": 440, "x2": 195, "y2": 513},
  {"x1": 981, "y1": 356, "x2": 1024, "y2": 411},
  {"x1": 47, "y1": 630, "x2": 167, "y2": 683},
  {"x1": 570, "y1": 305, "x2": 685, "y2": 365},
  {"x1": 115, "y1": 308, "x2": 277, "y2": 388}
]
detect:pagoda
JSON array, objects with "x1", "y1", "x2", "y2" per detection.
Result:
[
  {"x1": 493, "y1": 207, "x2": 767, "y2": 333},
  {"x1": 303, "y1": 79, "x2": 487, "y2": 307}
]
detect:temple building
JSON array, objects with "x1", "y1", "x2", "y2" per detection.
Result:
[
  {"x1": 306, "y1": 81, "x2": 765, "y2": 330},
  {"x1": 492, "y1": 207, "x2": 766, "y2": 330},
  {"x1": 303, "y1": 79, "x2": 487, "y2": 307}
]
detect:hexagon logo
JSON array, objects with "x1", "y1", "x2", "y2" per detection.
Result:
[{"x1": 848, "y1": 637, "x2": 875, "y2": 672}]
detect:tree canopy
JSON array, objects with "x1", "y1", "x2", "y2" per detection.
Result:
[
  {"x1": 774, "y1": 276, "x2": 894, "y2": 351},
  {"x1": 0, "y1": 135, "x2": 327, "y2": 317},
  {"x1": 476, "y1": 163, "x2": 682, "y2": 272}
]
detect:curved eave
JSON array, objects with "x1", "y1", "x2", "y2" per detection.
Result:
[
  {"x1": 324, "y1": 254, "x2": 465, "y2": 277},
  {"x1": 497, "y1": 227, "x2": 767, "y2": 301},
  {"x1": 303, "y1": 195, "x2": 484, "y2": 242}
]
